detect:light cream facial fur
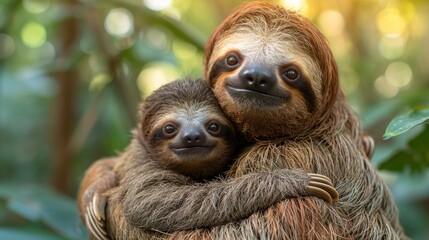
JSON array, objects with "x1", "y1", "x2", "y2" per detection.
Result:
[{"x1": 208, "y1": 28, "x2": 323, "y2": 100}]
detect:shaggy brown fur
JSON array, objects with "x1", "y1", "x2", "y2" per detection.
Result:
[
  {"x1": 160, "y1": 2, "x2": 407, "y2": 239},
  {"x1": 78, "y1": 2, "x2": 405, "y2": 239},
  {"x1": 77, "y1": 157, "x2": 117, "y2": 219},
  {"x1": 78, "y1": 79, "x2": 338, "y2": 240}
]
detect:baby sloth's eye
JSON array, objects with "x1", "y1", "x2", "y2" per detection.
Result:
[
  {"x1": 207, "y1": 122, "x2": 221, "y2": 134},
  {"x1": 163, "y1": 124, "x2": 177, "y2": 136}
]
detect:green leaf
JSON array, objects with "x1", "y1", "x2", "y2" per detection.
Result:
[
  {"x1": 383, "y1": 107, "x2": 429, "y2": 139},
  {"x1": 0, "y1": 183, "x2": 88, "y2": 240},
  {"x1": 7, "y1": 198, "x2": 42, "y2": 221}
]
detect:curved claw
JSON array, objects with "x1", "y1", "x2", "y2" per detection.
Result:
[
  {"x1": 85, "y1": 196, "x2": 110, "y2": 240},
  {"x1": 86, "y1": 206, "x2": 109, "y2": 240},
  {"x1": 307, "y1": 173, "x2": 339, "y2": 204},
  {"x1": 309, "y1": 181, "x2": 339, "y2": 202},
  {"x1": 308, "y1": 173, "x2": 333, "y2": 185},
  {"x1": 93, "y1": 193, "x2": 107, "y2": 221},
  {"x1": 307, "y1": 185, "x2": 333, "y2": 204},
  {"x1": 89, "y1": 202, "x2": 106, "y2": 230}
]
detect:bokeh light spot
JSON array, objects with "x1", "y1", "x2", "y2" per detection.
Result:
[
  {"x1": 23, "y1": 0, "x2": 50, "y2": 14},
  {"x1": 89, "y1": 73, "x2": 112, "y2": 92},
  {"x1": 145, "y1": 28, "x2": 168, "y2": 50},
  {"x1": 375, "y1": 76, "x2": 399, "y2": 98},
  {"x1": 377, "y1": 8, "x2": 406, "y2": 37},
  {"x1": 144, "y1": 0, "x2": 172, "y2": 11},
  {"x1": 378, "y1": 35, "x2": 405, "y2": 60},
  {"x1": 172, "y1": 40, "x2": 197, "y2": 60},
  {"x1": 21, "y1": 22, "x2": 46, "y2": 48},
  {"x1": 281, "y1": 0, "x2": 308, "y2": 14},
  {"x1": 318, "y1": 10, "x2": 345, "y2": 37},
  {"x1": 137, "y1": 63, "x2": 179, "y2": 97},
  {"x1": 0, "y1": 34, "x2": 15, "y2": 59},
  {"x1": 105, "y1": 8, "x2": 134, "y2": 38},
  {"x1": 385, "y1": 61, "x2": 412, "y2": 88}
]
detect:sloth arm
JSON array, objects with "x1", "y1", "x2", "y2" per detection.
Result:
[
  {"x1": 122, "y1": 160, "x2": 336, "y2": 232},
  {"x1": 78, "y1": 158, "x2": 118, "y2": 219}
]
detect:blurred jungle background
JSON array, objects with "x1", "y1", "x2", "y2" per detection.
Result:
[{"x1": 0, "y1": 0, "x2": 428, "y2": 239}]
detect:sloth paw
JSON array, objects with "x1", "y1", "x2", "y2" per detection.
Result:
[
  {"x1": 85, "y1": 193, "x2": 110, "y2": 240},
  {"x1": 306, "y1": 173, "x2": 339, "y2": 204}
]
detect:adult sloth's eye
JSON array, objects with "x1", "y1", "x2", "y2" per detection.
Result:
[
  {"x1": 282, "y1": 66, "x2": 300, "y2": 82},
  {"x1": 283, "y1": 68, "x2": 300, "y2": 81},
  {"x1": 226, "y1": 55, "x2": 239, "y2": 66}
]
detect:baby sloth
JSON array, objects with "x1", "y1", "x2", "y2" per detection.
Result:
[
  {"x1": 79, "y1": 78, "x2": 338, "y2": 240},
  {"x1": 137, "y1": 80, "x2": 236, "y2": 180}
]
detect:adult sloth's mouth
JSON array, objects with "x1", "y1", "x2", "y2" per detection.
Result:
[{"x1": 171, "y1": 146, "x2": 214, "y2": 159}]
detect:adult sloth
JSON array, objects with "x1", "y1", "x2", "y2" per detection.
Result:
[{"x1": 167, "y1": 2, "x2": 407, "y2": 239}]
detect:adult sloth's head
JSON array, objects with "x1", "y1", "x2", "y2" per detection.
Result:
[{"x1": 204, "y1": 2, "x2": 339, "y2": 140}]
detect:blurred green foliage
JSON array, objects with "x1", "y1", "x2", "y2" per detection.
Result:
[
  {"x1": 382, "y1": 107, "x2": 429, "y2": 172},
  {"x1": 0, "y1": 0, "x2": 428, "y2": 239}
]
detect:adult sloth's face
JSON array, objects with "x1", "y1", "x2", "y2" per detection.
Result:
[{"x1": 204, "y1": 4, "x2": 339, "y2": 140}]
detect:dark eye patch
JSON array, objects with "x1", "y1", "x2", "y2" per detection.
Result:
[
  {"x1": 280, "y1": 65, "x2": 316, "y2": 113},
  {"x1": 208, "y1": 51, "x2": 242, "y2": 85},
  {"x1": 148, "y1": 127, "x2": 165, "y2": 146}
]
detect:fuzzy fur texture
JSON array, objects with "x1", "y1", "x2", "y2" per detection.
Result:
[
  {"x1": 105, "y1": 138, "x2": 312, "y2": 238},
  {"x1": 79, "y1": 79, "x2": 335, "y2": 240},
  {"x1": 166, "y1": 101, "x2": 406, "y2": 240},
  {"x1": 162, "y1": 2, "x2": 406, "y2": 239},
  {"x1": 78, "y1": 2, "x2": 407, "y2": 239}
]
